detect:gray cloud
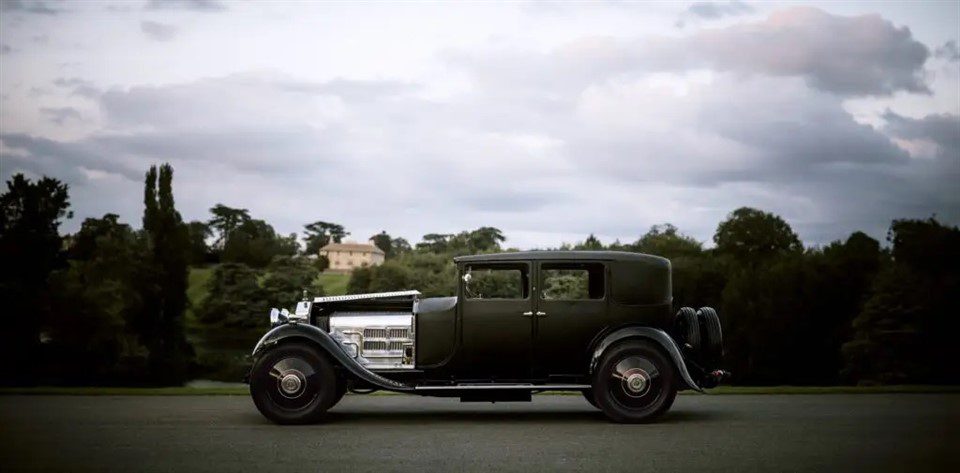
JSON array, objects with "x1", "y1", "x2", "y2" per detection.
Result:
[
  {"x1": 52, "y1": 77, "x2": 100, "y2": 98},
  {"x1": 883, "y1": 111, "x2": 960, "y2": 160},
  {"x1": 690, "y1": 8, "x2": 930, "y2": 95},
  {"x1": 4, "y1": 67, "x2": 956, "y2": 248},
  {"x1": 0, "y1": 0, "x2": 61, "y2": 15},
  {"x1": 144, "y1": 0, "x2": 226, "y2": 12},
  {"x1": 935, "y1": 40, "x2": 959, "y2": 62},
  {"x1": 0, "y1": 44, "x2": 10, "y2": 54},
  {"x1": 687, "y1": 1, "x2": 753, "y2": 19},
  {"x1": 40, "y1": 106, "x2": 82, "y2": 125},
  {"x1": 140, "y1": 20, "x2": 178, "y2": 42},
  {"x1": 1, "y1": 6, "x2": 955, "y2": 249},
  {"x1": 456, "y1": 7, "x2": 930, "y2": 97}
]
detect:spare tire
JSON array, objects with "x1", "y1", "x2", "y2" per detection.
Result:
[
  {"x1": 697, "y1": 307, "x2": 723, "y2": 366},
  {"x1": 674, "y1": 307, "x2": 701, "y2": 353}
]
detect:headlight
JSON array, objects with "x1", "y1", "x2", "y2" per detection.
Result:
[{"x1": 269, "y1": 308, "x2": 289, "y2": 326}]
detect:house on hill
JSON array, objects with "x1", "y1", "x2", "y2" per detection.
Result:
[{"x1": 319, "y1": 240, "x2": 385, "y2": 272}]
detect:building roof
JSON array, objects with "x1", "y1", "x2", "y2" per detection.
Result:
[
  {"x1": 319, "y1": 242, "x2": 385, "y2": 254},
  {"x1": 453, "y1": 250, "x2": 668, "y2": 265}
]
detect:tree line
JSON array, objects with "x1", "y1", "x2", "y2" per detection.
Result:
[{"x1": 1, "y1": 168, "x2": 957, "y2": 386}]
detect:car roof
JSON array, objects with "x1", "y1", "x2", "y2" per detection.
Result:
[{"x1": 453, "y1": 250, "x2": 669, "y2": 265}]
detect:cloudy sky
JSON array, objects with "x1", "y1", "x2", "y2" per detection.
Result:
[{"x1": 1, "y1": 0, "x2": 958, "y2": 249}]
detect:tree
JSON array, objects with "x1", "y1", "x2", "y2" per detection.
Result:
[
  {"x1": 347, "y1": 265, "x2": 373, "y2": 294},
  {"x1": 417, "y1": 233, "x2": 453, "y2": 253},
  {"x1": 576, "y1": 234, "x2": 603, "y2": 250},
  {"x1": 632, "y1": 224, "x2": 702, "y2": 259},
  {"x1": 370, "y1": 231, "x2": 412, "y2": 259},
  {"x1": 207, "y1": 204, "x2": 250, "y2": 250},
  {"x1": 223, "y1": 219, "x2": 297, "y2": 268},
  {"x1": 391, "y1": 237, "x2": 412, "y2": 255},
  {"x1": 303, "y1": 221, "x2": 348, "y2": 254},
  {"x1": 196, "y1": 263, "x2": 268, "y2": 328},
  {"x1": 186, "y1": 221, "x2": 212, "y2": 265},
  {"x1": 465, "y1": 227, "x2": 505, "y2": 253},
  {"x1": 371, "y1": 231, "x2": 393, "y2": 257},
  {"x1": 0, "y1": 174, "x2": 71, "y2": 385},
  {"x1": 135, "y1": 164, "x2": 194, "y2": 384},
  {"x1": 843, "y1": 218, "x2": 959, "y2": 384},
  {"x1": 48, "y1": 214, "x2": 144, "y2": 383},
  {"x1": 714, "y1": 207, "x2": 802, "y2": 263}
]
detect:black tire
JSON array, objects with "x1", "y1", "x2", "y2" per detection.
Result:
[
  {"x1": 593, "y1": 340, "x2": 678, "y2": 423},
  {"x1": 250, "y1": 342, "x2": 338, "y2": 424},
  {"x1": 675, "y1": 307, "x2": 701, "y2": 353},
  {"x1": 697, "y1": 307, "x2": 723, "y2": 367},
  {"x1": 582, "y1": 389, "x2": 599, "y2": 409},
  {"x1": 330, "y1": 378, "x2": 348, "y2": 407}
]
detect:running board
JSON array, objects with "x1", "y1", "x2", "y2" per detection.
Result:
[{"x1": 414, "y1": 384, "x2": 590, "y2": 391}]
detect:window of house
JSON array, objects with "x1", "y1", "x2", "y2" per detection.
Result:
[
  {"x1": 540, "y1": 262, "x2": 605, "y2": 300},
  {"x1": 464, "y1": 264, "x2": 529, "y2": 299}
]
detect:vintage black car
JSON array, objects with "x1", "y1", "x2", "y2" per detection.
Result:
[{"x1": 247, "y1": 251, "x2": 726, "y2": 424}]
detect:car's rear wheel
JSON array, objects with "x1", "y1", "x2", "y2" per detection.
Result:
[
  {"x1": 250, "y1": 342, "x2": 339, "y2": 424},
  {"x1": 594, "y1": 340, "x2": 677, "y2": 423}
]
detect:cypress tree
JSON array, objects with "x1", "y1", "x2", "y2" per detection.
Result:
[{"x1": 138, "y1": 164, "x2": 193, "y2": 384}]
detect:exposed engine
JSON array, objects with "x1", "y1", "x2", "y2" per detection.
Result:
[
  {"x1": 329, "y1": 313, "x2": 415, "y2": 369},
  {"x1": 284, "y1": 290, "x2": 422, "y2": 370}
]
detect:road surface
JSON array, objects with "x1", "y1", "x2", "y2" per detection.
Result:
[{"x1": 1, "y1": 394, "x2": 956, "y2": 472}]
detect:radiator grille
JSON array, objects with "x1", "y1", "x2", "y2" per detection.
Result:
[{"x1": 363, "y1": 327, "x2": 409, "y2": 340}]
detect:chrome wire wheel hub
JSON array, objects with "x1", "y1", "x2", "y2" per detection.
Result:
[
  {"x1": 279, "y1": 373, "x2": 304, "y2": 397},
  {"x1": 610, "y1": 355, "x2": 661, "y2": 408},
  {"x1": 625, "y1": 372, "x2": 649, "y2": 396},
  {"x1": 265, "y1": 357, "x2": 319, "y2": 409}
]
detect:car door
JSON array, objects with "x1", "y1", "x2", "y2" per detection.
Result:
[
  {"x1": 534, "y1": 261, "x2": 608, "y2": 377},
  {"x1": 457, "y1": 261, "x2": 534, "y2": 380}
]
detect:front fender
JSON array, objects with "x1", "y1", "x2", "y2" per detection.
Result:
[
  {"x1": 251, "y1": 323, "x2": 413, "y2": 392},
  {"x1": 589, "y1": 326, "x2": 703, "y2": 392}
]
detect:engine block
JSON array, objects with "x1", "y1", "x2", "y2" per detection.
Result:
[{"x1": 328, "y1": 312, "x2": 415, "y2": 370}]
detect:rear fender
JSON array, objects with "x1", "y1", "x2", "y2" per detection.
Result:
[
  {"x1": 589, "y1": 326, "x2": 702, "y2": 392},
  {"x1": 251, "y1": 323, "x2": 413, "y2": 392}
]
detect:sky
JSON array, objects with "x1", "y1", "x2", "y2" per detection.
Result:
[{"x1": 1, "y1": 0, "x2": 958, "y2": 250}]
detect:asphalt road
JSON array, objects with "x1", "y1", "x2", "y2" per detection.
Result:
[{"x1": 1, "y1": 394, "x2": 956, "y2": 472}]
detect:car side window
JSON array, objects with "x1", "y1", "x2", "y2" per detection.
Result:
[
  {"x1": 464, "y1": 264, "x2": 529, "y2": 299},
  {"x1": 540, "y1": 263, "x2": 605, "y2": 300}
]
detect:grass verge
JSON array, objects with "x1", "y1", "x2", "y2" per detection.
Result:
[{"x1": 2, "y1": 385, "x2": 957, "y2": 396}]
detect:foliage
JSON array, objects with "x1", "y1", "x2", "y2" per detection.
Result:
[
  {"x1": 46, "y1": 215, "x2": 145, "y2": 383},
  {"x1": 715, "y1": 207, "x2": 802, "y2": 263},
  {"x1": 842, "y1": 219, "x2": 959, "y2": 384},
  {"x1": 5, "y1": 165, "x2": 958, "y2": 388},
  {"x1": 186, "y1": 221, "x2": 213, "y2": 265},
  {"x1": 222, "y1": 218, "x2": 297, "y2": 268},
  {"x1": 370, "y1": 231, "x2": 411, "y2": 259},
  {"x1": 197, "y1": 257, "x2": 323, "y2": 330},
  {"x1": 631, "y1": 224, "x2": 703, "y2": 259},
  {"x1": 415, "y1": 227, "x2": 505, "y2": 255},
  {"x1": 207, "y1": 204, "x2": 250, "y2": 250},
  {"x1": 0, "y1": 174, "x2": 72, "y2": 385},
  {"x1": 196, "y1": 262, "x2": 268, "y2": 328},
  {"x1": 135, "y1": 164, "x2": 195, "y2": 384},
  {"x1": 303, "y1": 221, "x2": 348, "y2": 254}
]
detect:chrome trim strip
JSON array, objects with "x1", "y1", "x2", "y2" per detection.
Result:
[
  {"x1": 414, "y1": 384, "x2": 590, "y2": 391},
  {"x1": 313, "y1": 290, "x2": 421, "y2": 303}
]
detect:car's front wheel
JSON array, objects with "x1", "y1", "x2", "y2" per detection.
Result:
[
  {"x1": 593, "y1": 340, "x2": 678, "y2": 423},
  {"x1": 250, "y1": 342, "x2": 340, "y2": 424}
]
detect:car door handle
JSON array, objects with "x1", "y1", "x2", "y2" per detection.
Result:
[
  {"x1": 521, "y1": 311, "x2": 533, "y2": 317},
  {"x1": 536, "y1": 311, "x2": 547, "y2": 317}
]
